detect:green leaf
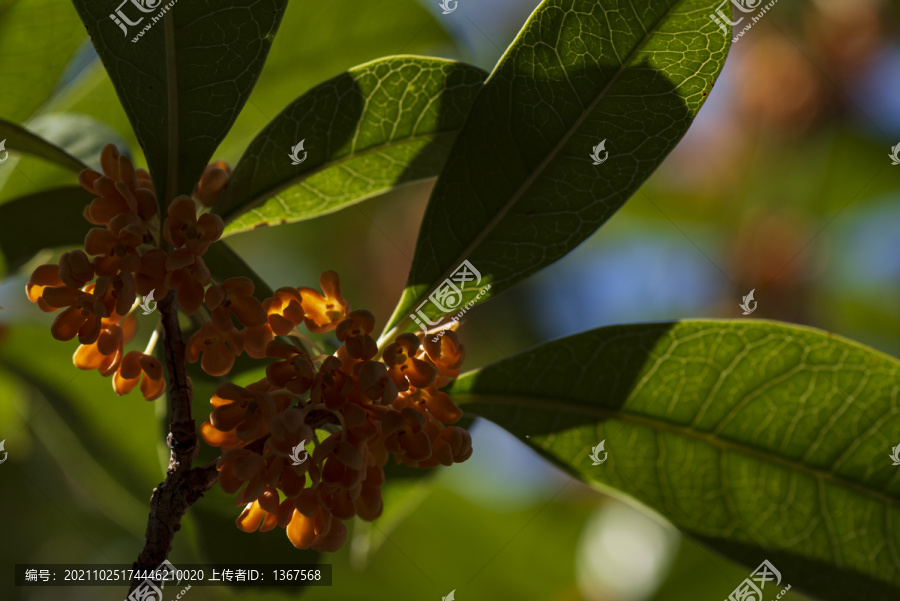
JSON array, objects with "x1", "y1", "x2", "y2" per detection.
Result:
[
  {"x1": 39, "y1": 61, "x2": 145, "y2": 167},
  {"x1": 0, "y1": 113, "x2": 129, "y2": 203},
  {"x1": 0, "y1": 186, "x2": 92, "y2": 272},
  {"x1": 217, "y1": 57, "x2": 487, "y2": 233},
  {"x1": 0, "y1": 118, "x2": 86, "y2": 173},
  {"x1": 0, "y1": 114, "x2": 131, "y2": 203},
  {"x1": 0, "y1": 0, "x2": 86, "y2": 122},
  {"x1": 382, "y1": 0, "x2": 730, "y2": 338},
  {"x1": 69, "y1": 0, "x2": 288, "y2": 204},
  {"x1": 449, "y1": 320, "x2": 900, "y2": 600},
  {"x1": 203, "y1": 240, "x2": 273, "y2": 301},
  {"x1": 212, "y1": 0, "x2": 455, "y2": 162}
]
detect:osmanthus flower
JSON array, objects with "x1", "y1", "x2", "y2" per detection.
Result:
[
  {"x1": 26, "y1": 143, "x2": 252, "y2": 407},
  {"x1": 199, "y1": 273, "x2": 474, "y2": 553},
  {"x1": 286, "y1": 502, "x2": 348, "y2": 552},
  {"x1": 266, "y1": 342, "x2": 316, "y2": 394},
  {"x1": 113, "y1": 351, "x2": 165, "y2": 401},
  {"x1": 236, "y1": 489, "x2": 294, "y2": 534},
  {"x1": 335, "y1": 309, "x2": 378, "y2": 360},
  {"x1": 84, "y1": 213, "x2": 144, "y2": 276},
  {"x1": 163, "y1": 195, "x2": 224, "y2": 256},
  {"x1": 164, "y1": 249, "x2": 211, "y2": 315},
  {"x1": 423, "y1": 331, "x2": 465, "y2": 382},
  {"x1": 241, "y1": 321, "x2": 276, "y2": 360},
  {"x1": 78, "y1": 145, "x2": 157, "y2": 226},
  {"x1": 73, "y1": 314, "x2": 138, "y2": 378},
  {"x1": 207, "y1": 382, "x2": 282, "y2": 443},
  {"x1": 297, "y1": 270, "x2": 349, "y2": 333},
  {"x1": 383, "y1": 333, "x2": 437, "y2": 391},
  {"x1": 93, "y1": 271, "x2": 138, "y2": 318},
  {"x1": 194, "y1": 161, "x2": 232, "y2": 208},
  {"x1": 264, "y1": 287, "x2": 305, "y2": 336},
  {"x1": 134, "y1": 249, "x2": 170, "y2": 299},
  {"x1": 26, "y1": 265, "x2": 65, "y2": 313},
  {"x1": 309, "y1": 355, "x2": 353, "y2": 409},
  {"x1": 187, "y1": 322, "x2": 243, "y2": 377},
  {"x1": 58, "y1": 250, "x2": 95, "y2": 289},
  {"x1": 205, "y1": 277, "x2": 266, "y2": 330},
  {"x1": 41, "y1": 285, "x2": 108, "y2": 344},
  {"x1": 27, "y1": 141, "x2": 474, "y2": 556}
]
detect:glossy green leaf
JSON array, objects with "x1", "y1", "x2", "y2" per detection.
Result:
[
  {"x1": 382, "y1": 0, "x2": 730, "y2": 338},
  {"x1": 217, "y1": 57, "x2": 487, "y2": 233},
  {"x1": 0, "y1": 118, "x2": 86, "y2": 173},
  {"x1": 69, "y1": 0, "x2": 288, "y2": 205},
  {"x1": 0, "y1": 0, "x2": 86, "y2": 122},
  {"x1": 0, "y1": 186, "x2": 92, "y2": 272},
  {"x1": 0, "y1": 114, "x2": 132, "y2": 203},
  {"x1": 449, "y1": 320, "x2": 900, "y2": 600},
  {"x1": 213, "y1": 0, "x2": 455, "y2": 162}
]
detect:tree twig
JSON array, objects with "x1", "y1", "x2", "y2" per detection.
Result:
[{"x1": 128, "y1": 293, "x2": 218, "y2": 591}]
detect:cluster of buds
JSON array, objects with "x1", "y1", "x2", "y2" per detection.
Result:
[
  {"x1": 25, "y1": 144, "x2": 474, "y2": 554},
  {"x1": 201, "y1": 274, "x2": 472, "y2": 552},
  {"x1": 25, "y1": 144, "x2": 231, "y2": 399}
]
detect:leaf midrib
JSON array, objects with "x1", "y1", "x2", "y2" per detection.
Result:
[
  {"x1": 455, "y1": 393, "x2": 900, "y2": 509},
  {"x1": 163, "y1": 11, "x2": 179, "y2": 211},
  {"x1": 222, "y1": 130, "x2": 460, "y2": 224},
  {"x1": 384, "y1": 0, "x2": 689, "y2": 338}
]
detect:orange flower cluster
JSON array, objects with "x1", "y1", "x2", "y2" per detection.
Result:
[
  {"x1": 25, "y1": 145, "x2": 231, "y2": 400},
  {"x1": 23, "y1": 143, "x2": 474, "y2": 555},
  {"x1": 201, "y1": 273, "x2": 472, "y2": 552}
]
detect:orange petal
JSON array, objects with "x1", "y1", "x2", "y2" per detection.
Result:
[
  {"x1": 236, "y1": 501, "x2": 265, "y2": 533},
  {"x1": 201, "y1": 342, "x2": 237, "y2": 377},
  {"x1": 50, "y1": 306, "x2": 86, "y2": 341},
  {"x1": 113, "y1": 370, "x2": 140, "y2": 396},
  {"x1": 140, "y1": 374, "x2": 165, "y2": 401},
  {"x1": 286, "y1": 510, "x2": 317, "y2": 549}
]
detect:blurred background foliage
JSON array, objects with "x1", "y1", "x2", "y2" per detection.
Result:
[{"x1": 1, "y1": 0, "x2": 898, "y2": 599}]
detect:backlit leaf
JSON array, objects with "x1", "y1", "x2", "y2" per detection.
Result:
[
  {"x1": 382, "y1": 0, "x2": 730, "y2": 339},
  {"x1": 0, "y1": 0, "x2": 86, "y2": 122},
  {"x1": 69, "y1": 0, "x2": 288, "y2": 205},
  {"x1": 449, "y1": 320, "x2": 900, "y2": 600},
  {"x1": 217, "y1": 57, "x2": 487, "y2": 234}
]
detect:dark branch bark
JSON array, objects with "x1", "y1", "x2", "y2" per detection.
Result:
[{"x1": 128, "y1": 293, "x2": 218, "y2": 592}]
